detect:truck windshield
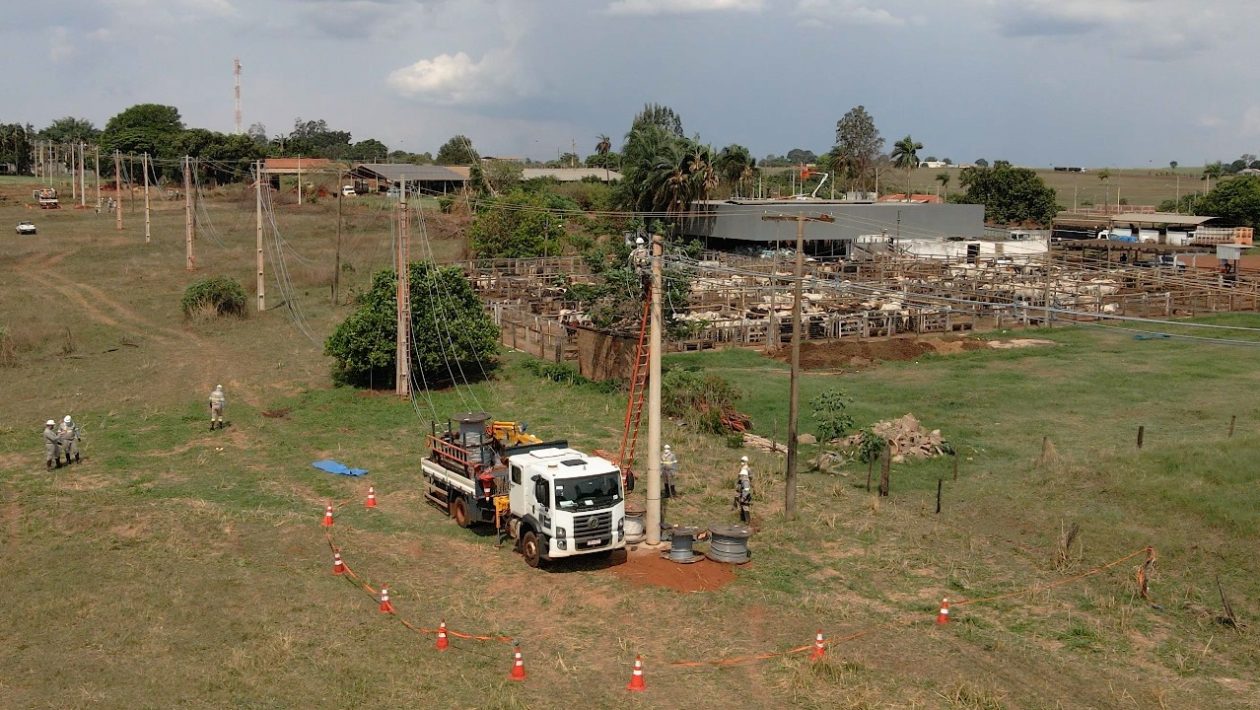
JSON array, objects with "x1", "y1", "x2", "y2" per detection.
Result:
[{"x1": 554, "y1": 473, "x2": 621, "y2": 510}]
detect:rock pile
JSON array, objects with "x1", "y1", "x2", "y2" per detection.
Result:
[{"x1": 841, "y1": 413, "x2": 949, "y2": 463}]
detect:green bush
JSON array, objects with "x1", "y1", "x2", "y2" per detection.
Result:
[
  {"x1": 181, "y1": 276, "x2": 247, "y2": 318},
  {"x1": 519, "y1": 358, "x2": 619, "y2": 393}
]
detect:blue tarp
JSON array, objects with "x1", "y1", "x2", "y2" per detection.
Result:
[{"x1": 312, "y1": 459, "x2": 368, "y2": 477}]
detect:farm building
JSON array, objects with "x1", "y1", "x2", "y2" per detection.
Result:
[
  {"x1": 348, "y1": 163, "x2": 469, "y2": 195},
  {"x1": 678, "y1": 198, "x2": 985, "y2": 255}
]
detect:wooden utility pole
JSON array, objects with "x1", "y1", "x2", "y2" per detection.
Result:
[
  {"x1": 256, "y1": 160, "x2": 265, "y2": 311},
  {"x1": 760, "y1": 212, "x2": 834, "y2": 519},
  {"x1": 645, "y1": 234, "x2": 664, "y2": 546},
  {"x1": 297, "y1": 156, "x2": 303, "y2": 206},
  {"x1": 333, "y1": 174, "x2": 343, "y2": 305},
  {"x1": 94, "y1": 146, "x2": 100, "y2": 210},
  {"x1": 143, "y1": 153, "x2": 151, "y2": 243},
  {"x1": 395, "y1": 177, "x2": 411, "y2": 398},
  {"x1": 184, "y1": 156, "x2": 195, "y2": 271},
  {"x1": 113, "y1": 151, "x2": 123, "y2": 230}
]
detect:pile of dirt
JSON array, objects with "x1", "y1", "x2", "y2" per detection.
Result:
[
  {"x1": 610, "y1": 548, "x2": 736, "y2": 593},
  {"x1": 840, "y1": 413, "x2": 949, "y2": 463},
  {"x1": 776, "y1": 337, "x2": 987, "y2": 370}
]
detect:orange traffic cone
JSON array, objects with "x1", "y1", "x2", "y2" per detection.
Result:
[
  {"x1": 436, "y1": 621, "x2": 449, "y2": 651},
  {"x1": 332, "y1": 551, "x2": 346, "y2": 576},
  {"x1": 809, "y1": 629, "x2": 825, "y2": 661},
  {"x1": 508, "y1": 643, "x2": 527, "y2": 681},
  {"x1": 936, "y1": 597, "x2": 950, "y2": 625},
  {"x1": 379, "y1": 586, "x2": 394, "y2": 614},
  {"x1": 321, "y1": 504, "x2": 334, "y2": 527},
  {"x1": 365, "y1": 486, "x2": 378, "y2": 509},
  {"x1": 626, "y1": 655, "x2": 646, "y2": 691}
]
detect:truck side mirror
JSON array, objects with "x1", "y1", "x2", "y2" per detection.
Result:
[{"x1": 534, "y1": 479, "x2": 549, "y2": 508}]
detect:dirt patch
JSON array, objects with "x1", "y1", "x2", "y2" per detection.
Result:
[
  {"x1": 610, "y1": 547, "x2": 736, "y2": 592},
  {"x1": 776, "y1": 337, "x2": 984, "y2": 370},
  {"x1": 260, "y1": 407, "x2": 291, "y2": 419},
  {"x1": 771, "y1": 336, "x2": 1052, "y2": 370}
]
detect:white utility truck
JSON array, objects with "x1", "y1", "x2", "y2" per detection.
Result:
[{"x1": 421, "y1": 412, "x2": 626, "y2": 568}]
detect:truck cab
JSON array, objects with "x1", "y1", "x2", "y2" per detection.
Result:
[{"x1": 508, "y1": 447, "x2": 625, "y2": 567}]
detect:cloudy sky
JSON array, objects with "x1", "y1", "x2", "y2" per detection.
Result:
[{"x1": 5, "y1": 0, "x2": 1259, "y2": 167}]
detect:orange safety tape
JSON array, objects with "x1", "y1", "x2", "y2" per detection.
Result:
[
  {"x1": 668, "y1": 546, "x2": 1155, "y2": 668},
  {"x1": 952, "y1": 546, "x2": 1152, "y2": 607},
  {"x1": 323, "y1": 529, "x2": 514, "y2": 644}
]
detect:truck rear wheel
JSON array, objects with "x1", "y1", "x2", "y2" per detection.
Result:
[
  {"x1": 451, "y1": 498, "x2": 471, "y2": 528},
  {"x1": 521, "y1": 531, "x2": 542, "y2": 568}
]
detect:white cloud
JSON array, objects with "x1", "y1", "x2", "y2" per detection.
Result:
[
  {"x1": 794, "y1": 0, "x2": 905, "y2": 27},
  {"x1": 606, "y1": 0, "x2": 762, "y2": 16},
  {"x1": 49, "y1": 26, "x2": 75, "y2": 62},
  {"x1": 1241, "y1": 107, "x2": 1260, "y2": 137},
  {"x1": 387, "y1": 49, "x2": 531, "y2": 105}
]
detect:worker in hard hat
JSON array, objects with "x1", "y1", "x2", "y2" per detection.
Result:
[
  {"x1": 733, "y1": 458, "x2": 752, "y2": 523},
  {"x1": 661, "y1": 444, "x2": 678, "y2": 498},
  {"x1": 630, "y1": 236, "x2": 650, "y2": 275},
  {"x1": 43, "y1": 420, "x2": 62, "y2": 470},
  {"x1": 58, "y1": 415, "x2": 81, "y2": 465},
  {"x1": 208, "y1": 384, "x2": 226, "y2": 430}
]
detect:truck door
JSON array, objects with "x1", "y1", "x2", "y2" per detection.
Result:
[{"x1": 509, "y1": 464, "x2": 526, "y2": 515}]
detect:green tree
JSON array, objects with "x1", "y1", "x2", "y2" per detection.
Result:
[
  {"x1": 716, "y1": 144, "x2": 755, "y2": 196},
  {"x1": 100, "y1": 104, "x2": 185, "y2": 179},
  {"x1": 435, "y1": 134, "x2": 478, "y2": 165},
  {"x1": 974, "y1": 158, "x2": 989, "y2": 168},
  {"x1": 1199, "y1": 175, "x2": 1260, "y2": 228},
  {"x1": 348, "y1": 138, "x2": 389, "y2": 162},
  {"x1": 1203, "y1": 162, "x2": 1224, "y2": 192},
  {"x1": 936, "y1": 171, "x2": 951, "y2": 199},
  {"x1": 0, "y1": 123, "x2": 35, "y2": 173},
  {"x1": 1169, "y1": 160, "x2": 1179, "y2": 170},
  {"x1": 39, "y1": 116, "x2": 99, "y2": 144},
  {"x1": 629, "y1": 103, "x2": 684, "y2": 138},
  {"x1": 955, "y1": 163, "x2": 1059, "y2": 226},
  {"x1": 468, "y1": 188, "x2": 577, "y2": 257},
  {"x1": 325, "y1": 263, "x2": 499, "y2": 388},
  {"x1": 481, "y1": 159, "x2": 524, "y2": 196},
  {"x1": 593, "y1": 134, "x2": 612, "y2": 180},
  {"x1": 831, "y1": 105, "x2": 884, "y2": 192},
  {"x1": 891, "y1": 135, "x2": 923, "y2": 195},
  {"x1": 810, "y1": 388, "x2": 855, "y2": 443}
]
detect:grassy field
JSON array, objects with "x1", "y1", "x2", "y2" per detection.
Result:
[
  {"x1": 2, "y1": 176, "x2": 1259, "y2": 708},
  {"x1": 911, "y1": 166, "x2": 1205, "y2": 212}
]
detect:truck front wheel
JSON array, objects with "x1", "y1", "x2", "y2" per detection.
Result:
[
  {"x1": 452, "y1": 498, "x2": 471, "y2": 528},
  {"x1": 521, "y1": 531, "x2": 543, "y2": 568}
]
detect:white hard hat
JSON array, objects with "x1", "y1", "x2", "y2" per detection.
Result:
[
  {"x1": 215, "y1": 384, "x2": 223, "y2": 390},
  {"x1": 664, "y1": 444, "x2": 671, "y2": 450},
  {"x1": 740, "y1": 456, "x2": 749, "y2": 463},
  {"x1": 63, "y1": 415, "x2": 72, "y2": 423},
  {"x1": 635, "y1": 236, "x2": 645, "y2": 245},
  {"x1": 46, "y1": 420, "x2": 55, "y2": 426}
]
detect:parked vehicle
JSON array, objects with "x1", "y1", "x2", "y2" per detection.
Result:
[
  {"x1": 422, "y1": 412, "x2": 626, "y2": 568},
  {"x1": 33, "y1": 188, "x2": 59, "y2": 209},
  {"x1": 16, "y1": 221, "x2": 36, "y2": 235},
  {"x1": 341, "y1": 185, "x2": 356, "y2": 197}
]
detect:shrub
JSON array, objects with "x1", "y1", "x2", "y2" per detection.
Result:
[{"x1": 181, "y1": 276, "x2": 247, "y2": 319}]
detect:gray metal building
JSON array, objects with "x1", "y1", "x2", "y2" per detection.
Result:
[{"x1": 679, "y1": 199, "x2": 985, "y2": 253}]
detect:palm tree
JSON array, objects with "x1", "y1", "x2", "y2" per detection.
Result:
[
  {"x1": 1097, "y1": 169, "x2": 1112, "y2": 211},
  {"x1": 1203, "y1": 162, "x2": 1223, "y2": 193},
  {"x1": 716, "y1": 144, "x2": 754, "y2": 197},
  {"x1": 935, "y1": 171, "x2": 950, "y2": 199},
  {"x1": 595, "y1": 134, "x2": 612, "y2": 182},
  {"x1": 891, "y1": 135, "x2": 923, "y2": 198}
]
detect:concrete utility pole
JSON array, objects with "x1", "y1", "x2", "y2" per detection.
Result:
[
  {"x1": 114, "y1": 151, "x2": 123, "y2": 230},
  {"x1": 79, "y1": 143, "x2": 86, "y2": 207},
  {"x1": 645, "y1": 233, "x2": 664, "y2": 546},
  {"x1": 184, "y1": 156, "x2": 196, "y2": 271},
  {"x1": 256, "y1": 160, "x2": 265, "y2": 311},
  {"x1": 233, "y1": 57, "x2": 243, "y2": 135},
  {"x1": 395, "y1": 177, "x2": 411, "y2": 398},
  {"x1": 143, "y1": 153, "x2": 151, "y2": 243},
  {"x1": 760, "y1": 212, "x2": 834, "y2": 519},
  {"x1": 71, "y1": 144, "x2": 77, "y2": 202}
]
